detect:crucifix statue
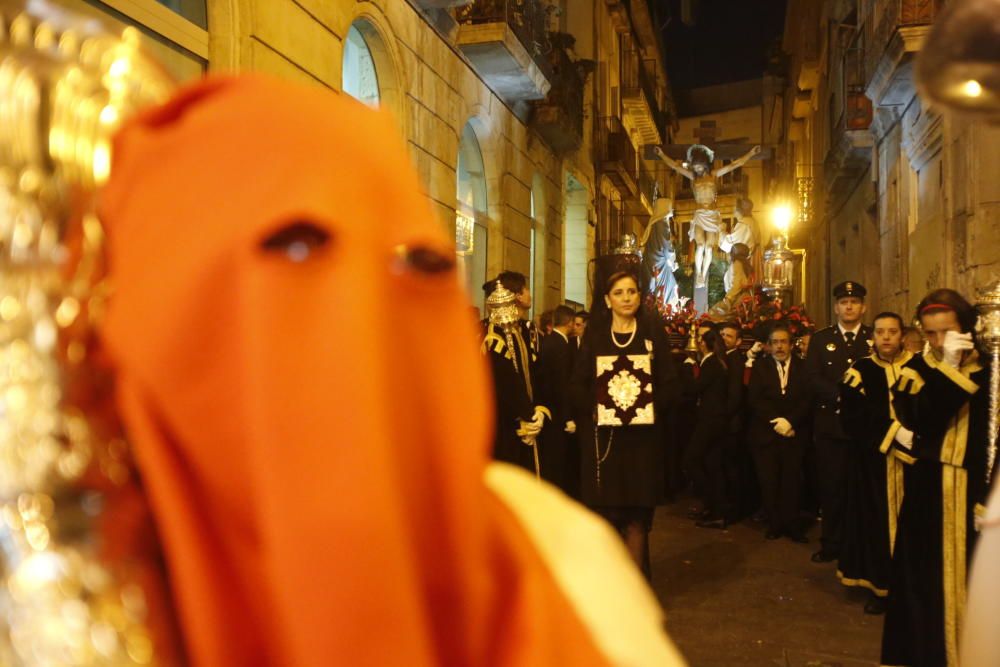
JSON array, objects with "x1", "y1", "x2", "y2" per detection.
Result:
[{"x1": 653, "y1": 143, "x2": 761, "y2": 289}]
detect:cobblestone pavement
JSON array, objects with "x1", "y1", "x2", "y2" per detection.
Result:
[{"x1": 649, "y1": 501, "x2": 884, "y2": 666}]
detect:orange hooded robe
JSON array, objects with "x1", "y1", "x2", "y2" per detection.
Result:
[{"x1": 99, "y1": 75, "x2": 685, "y2": 667}]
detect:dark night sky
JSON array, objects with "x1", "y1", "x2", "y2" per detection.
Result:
[{"x1": 659, "y1": 0, "x2": 787, "y2": 90}]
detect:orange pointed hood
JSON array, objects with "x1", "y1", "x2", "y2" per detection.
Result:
[{"x1": 98, "y1": 75, "x2": 623, "y2": 666}]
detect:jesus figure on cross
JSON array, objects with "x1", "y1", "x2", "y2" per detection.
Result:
[{"x1": 654, "y1": 143, "x2": 760, "y2": 289}]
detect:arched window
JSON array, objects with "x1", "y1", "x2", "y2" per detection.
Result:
[
  {"x1": 457, "y1": 121, "x2": 489, "y2": 313},
  {"x1": 343, "y1": 22, "x2": 381, "y2": 108}
]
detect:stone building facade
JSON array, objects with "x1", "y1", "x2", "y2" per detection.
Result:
[
  {"x1": 58, "y1": 0, "x2": 676, "y2": 316},
  {"x1": 779, "y1": 0, "x2": 1000, "y2": 324}
]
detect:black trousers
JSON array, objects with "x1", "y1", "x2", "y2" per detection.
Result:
[
  {"x1": 751, "y1": 438, "x2": 802, "y2": 535},
  {"x1": 685, "y1": 421, "x2": 728, "y2": 517},
  {"x1": 815, "y1": 435, "x2": 849, "y2": 553}
]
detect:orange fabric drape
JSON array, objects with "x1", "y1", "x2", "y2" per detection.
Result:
[{"x1": 98, "y1": 75, "x2": 614, "y2": 666}]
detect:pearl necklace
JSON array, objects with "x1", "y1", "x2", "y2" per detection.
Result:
[{"x1": 611, "y1": 320, "x2": 637, "y2": 349}]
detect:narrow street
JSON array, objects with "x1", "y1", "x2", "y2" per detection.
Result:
[{"x1": 650, "y1": 502, "x2": 883, "y2": 666}]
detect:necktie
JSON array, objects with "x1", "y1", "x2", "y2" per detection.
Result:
[{"x1": 845, "y1": 331, "x2": 855, "y2": 345}]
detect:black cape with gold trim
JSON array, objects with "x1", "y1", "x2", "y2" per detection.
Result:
[
  {"x1": 482, "y1": 321, "x2": 539, "y2": 472},
  {"x1": 880, "y1": 351, "x2": 992, "y2": 667},
  {"x1": 838, "y1": 351, "x2": 913, "y2": 598}
]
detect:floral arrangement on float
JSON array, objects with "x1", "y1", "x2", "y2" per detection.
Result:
[
  {"x1": 737, "y1": 291, "x2": 817, "y2": 340},
  {"x1": 652, "y1": 289, "x2": 816, "y2": 349},
  {"x1": 654, "y1": 300, "x2": 710, "y2": 338}
]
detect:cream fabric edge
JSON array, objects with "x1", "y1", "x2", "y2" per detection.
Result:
[{"x1": 484, "y1": 463, "x2": 688, "y2": 667}]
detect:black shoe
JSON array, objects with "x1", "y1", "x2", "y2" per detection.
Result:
[
  {"x1": 785, "y1": 532, "x2": 808, "y2": 544},
  {"x1": 696, "y1": 517, "x2": 728, "y2": 530},
  {"x1": 765, "y1": 529, "x2": 781, "y2": 540},
  {"x1": 687, "y1": 508, "x2": 710, "y2": 520},
  {"x1": 864, "y1": 595, "x2": 887, "y2": 615},
  {"x1": 811, "y1": 549, "x2": 838, "y2": 563}
]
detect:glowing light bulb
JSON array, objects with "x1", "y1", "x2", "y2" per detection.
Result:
[
  {"x1": 772, "y1": 204, "x2": 793, "y2": 235},
  {"x1": 963, "y1": 79, "x2": 983, "y2": 97}
]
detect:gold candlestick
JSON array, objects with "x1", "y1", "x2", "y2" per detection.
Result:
[{"x1": 975, "y1": 279, "x2": 1000, "y2": 485}]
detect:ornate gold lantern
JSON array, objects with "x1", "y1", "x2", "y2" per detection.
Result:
[{"x1": 762, "y1": 234, "x2": 795, "y2": 301}]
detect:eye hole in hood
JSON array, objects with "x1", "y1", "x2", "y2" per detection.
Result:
[
  {"x1": 260, "y1": 221, "x2": 332, "y2": 262},
  {"x1": 393, "y1": 244, "x2": 455, "y2": 276}
]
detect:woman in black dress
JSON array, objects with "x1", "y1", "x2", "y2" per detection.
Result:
[{"x1": 571, "y1": 271, "x2": 679, "y2": 576}]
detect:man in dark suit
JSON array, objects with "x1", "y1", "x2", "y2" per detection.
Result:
[
  {"x1": 805, "y1": 281, "x2": 874, "y2": 562},
  {"x1": 571, "y1": 310, "x2": 589, "y2": 350},
  {"x1": 747, "y1": 323, "x2": 812, "y2": 542},
  {"x1": 720, "y1": 321, "x2": 755, "y2": 519},
  {"x1": 536, "y1": 305, "x2": 577, "y2": 494}
]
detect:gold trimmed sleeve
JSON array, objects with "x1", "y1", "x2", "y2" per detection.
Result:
[
  {"x1": 898, "y1": 367, "x2": 925, "y2": 395},
  {"x1": 842, "y1": 367, "x2": 866, "y2": 395},
  {"x1": 935, "y1": 361, "x2": 980, "y2": 395},
  {"x1": 880, "y1": 420, "x2": 902, "y2": 454}
]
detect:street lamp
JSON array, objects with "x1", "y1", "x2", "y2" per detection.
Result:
[{"x1": 771, "y1": 203, "x2": 793, "y2": 236}]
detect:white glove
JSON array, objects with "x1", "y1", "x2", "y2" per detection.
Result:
[
  {"x1": 894, "y1": 425, "x2": 914, "y2": 450},
  {"x1": 942, "y1": 330, "x2": 975, "y2": 368},
  {"x1": 564, "y1": 421, "x2": 576, "y2": 434},
  {"x1": 770, "y1": 417, "x2": 793, "y2": 437},
  {"x1": 747, "y1": 341, "x2": 763, "y2": 360},
  {"x1": 684, "y1": 357, "x2": 696, "y2": 366}
]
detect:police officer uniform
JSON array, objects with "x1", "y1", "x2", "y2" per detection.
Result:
[{"x1": 804, "y1": 281, "x2": 873, "y2": 562}]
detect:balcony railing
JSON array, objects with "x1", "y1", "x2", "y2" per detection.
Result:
[
  {"x1": 861, "y1": 0, "x2": 941, "y2": 86},
  {"x1": 621, "y1": 52, "x2": 665, "y2": 144},
  {"x1": 530, "y1": 33, "x2": 586, "y2": 154},
  {"x1": 595, "y1": 202, "x2": 626, "y2": 257},
  {"x1": 597, "y1": 116, "x2": 638, "y2": 195},
  {"x1": 456, "y1": 0, "x2": 554, "y2": 82}
]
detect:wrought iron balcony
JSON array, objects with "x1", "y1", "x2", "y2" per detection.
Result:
[
  {"x1": 621, "y1": 52, "x2": 664, "y2": 145},
  {"x1": 860, "y1": 0, "x2": 941, "y2": 105},
  {"x1": 530, "y1": 33, "x2": 588, "y2": 155},
  {"x1": 597, "y1": 116, "x2": 638, "y2": 197},
  {"x1": 595, "y1": 204, "x2": 627, "y2": 257},
  {"x1": 455, "y1": 0, "x2": 553, "y2": 102}
]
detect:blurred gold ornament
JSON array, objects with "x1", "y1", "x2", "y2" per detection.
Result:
[
  {"x1": 916, "y1": 0, "x2": 1000, "y2": 120},
  {"x1": 0, "y1": 2, "x2": 177, "y2": 665}
]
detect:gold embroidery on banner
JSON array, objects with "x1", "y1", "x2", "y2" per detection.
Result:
[
  {"x1": 596, "y1": 357, "x2": 615, "y2": 376},
  {"x1": 633, "y1": 404, "x2": 654, "y2": 425},
  {"x1": 596, "y1": 404, "x2": 622, "y2": 426},
  {"x1": 632, "y1": 355, "x2": 652, "y2": 374},
  {"x1": 608, "y1": 370, "x2": 642, "y2": 411}
]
